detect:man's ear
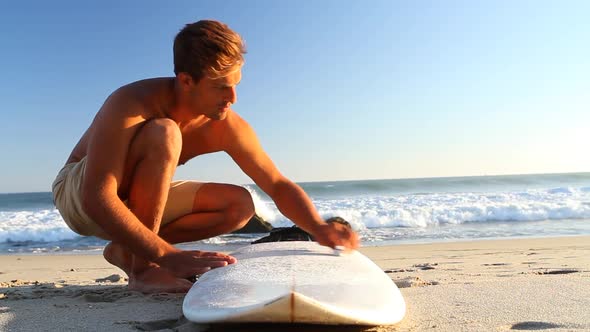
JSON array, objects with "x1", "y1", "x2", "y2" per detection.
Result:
[{"x1": 176, "y1": 72, "x2": 196, "y2": 90}]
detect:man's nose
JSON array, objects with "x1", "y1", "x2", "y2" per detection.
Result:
[{"x1": 226, "y1": 86, "x2": 237, "y2": 105}]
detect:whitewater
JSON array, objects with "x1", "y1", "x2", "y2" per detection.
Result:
[{"x1": 1, "y1": 173, "x2": 589, "y2": 253}]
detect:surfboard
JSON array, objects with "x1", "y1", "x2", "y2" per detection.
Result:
[{"x1": 182, "y1": 241, "x2": 406, "y2": 325}]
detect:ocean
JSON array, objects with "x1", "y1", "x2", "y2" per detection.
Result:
[{"x1": 1, "y1": 173, "x2": 590, "y2": 254}]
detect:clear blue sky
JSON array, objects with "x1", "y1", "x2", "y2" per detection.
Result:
[{"x1": 1, "y1": 0, "x2": 588, "y2": 193}]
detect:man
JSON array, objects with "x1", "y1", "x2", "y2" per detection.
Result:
[{"x1": 52, "y1": 20, "x2": 359, "y2": 293}]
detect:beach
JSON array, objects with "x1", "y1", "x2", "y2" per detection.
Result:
[
  {"x1": 1, "y1": 235, "x2": 588, "y2": 331},
  {"x1": 3, "y1": 1, "x2": 589, "y2": 330}
]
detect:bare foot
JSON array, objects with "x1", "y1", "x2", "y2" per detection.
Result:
[
  {"x1": 129, "y1": 266, "x2": 193, "y2": 293},
  {"x1": 104, "y1": 243, "x2": 192, "y2": 293},
  {"x1": 103, "y1": 242, "x2": 133, "y2": 275}
]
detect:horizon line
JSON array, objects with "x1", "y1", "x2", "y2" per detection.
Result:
[{"x1": 2, "y1": 170, "x2": 589, "y2": 195}]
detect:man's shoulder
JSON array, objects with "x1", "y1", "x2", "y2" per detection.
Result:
[
  {"x1": 102, "y1": 78, "x2": 173, "y2": 115},
  {"x1": 112, "y1": 77, "x2": 171, "y2": 98},
  {"x1": 224, "y1": 110, "x2": 255, "y2": 135},
  {"x1": 119, "y1": 77, "x2": 171, "y2": 89},
  {"x1": 218, "y1": 110, "x2": 258, "y2": 151},
  {"x1": 225, "y1": 109, "x2": 246, "y2": 124}
]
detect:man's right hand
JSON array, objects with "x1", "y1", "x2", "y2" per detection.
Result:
[
  {"x1": 313, "y1": 222, "x2": 360, "y2": 251},
  {"x1": 154, "y1": 249, "x2": 237, "y2": 278}
]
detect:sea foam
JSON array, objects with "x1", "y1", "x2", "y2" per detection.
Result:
[
  {"x1": 253, "y1": 187, "x2": 590, "y2": 230},
  {"x1": 1, "y1": 185, "x2": 589, "y2": 245},
  {"x1": 0, "y1": 209, "x2": 78, "y2": 242}
]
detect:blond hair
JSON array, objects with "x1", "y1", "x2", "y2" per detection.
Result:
[{"x1": 173, "y1": 20, "x2": 246, "y2": 81}]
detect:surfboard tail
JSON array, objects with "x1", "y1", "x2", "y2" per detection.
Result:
[{"x1": 185, "y1": 291, "x2": 405, "y2": 325}]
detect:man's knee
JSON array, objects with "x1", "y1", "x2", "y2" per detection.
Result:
[
  {"x1": 140, "y1": 118, "x2": 182, "y2": 162},
  {"x1": 228, "y1": 187, "x2": 256, "y2": 229}
]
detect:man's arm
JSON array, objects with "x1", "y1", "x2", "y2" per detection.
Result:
[
  {"x1": 224, "y1": 112, "x2": 358, "y2": 249},
  {"x1": 81, "y1": 90, "x2": 230, "y2": 276},
  {"x1": 82, "y1": 90, "x2": 173, "y2": 258}
]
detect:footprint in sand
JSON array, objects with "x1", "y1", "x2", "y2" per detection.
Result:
[
  {"x1": 1, "y1": 281, "x2": 71, "y2": 300},
  {"x1": 482, "y1": 263, "x2": 510, "y2": 266},
  {"x1": 510, "y1": 321, "x2": 564, "y2": 330},
  {"x1": 117, "y1": 316, "x2": 203, "y2": 332},
  {"x1": 413, "y1": 263, "x2": 438, "y2": 270},
  {"x1": 395, "y1": 276, "x2": 439, "y2": 288},
  {"x1": 528, "y1": 269, "x2": 579, "y2": 275},
  {"x1": 78, "y1": 287, "x2": 141, "y2": 303},
  {"x1": 77, "y1": 287, "x2": 183, "y2": 303},
  {"x1": 384, "y1": 268, "x2": 415, "y2": 273},
  {"x1": 94, "y1": 274, "x2": 124, "y2": 283},
  {"x1": 148, "y1": 293, "x2": 184, "y2": 301}
]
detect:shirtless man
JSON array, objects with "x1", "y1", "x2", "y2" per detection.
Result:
[{"x1": 52, "y1": 20, "x2": 359, "y2": 293}]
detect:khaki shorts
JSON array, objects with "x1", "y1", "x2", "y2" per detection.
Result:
[{"x1": 52, "y1": 157, "x2": 205, "y2": 240}]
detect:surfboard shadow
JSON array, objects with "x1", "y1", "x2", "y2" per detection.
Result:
[
  {"x1": 203, "y1": 323, "x2": 378, "y2": 331},
  {"x1": 135, "y1": 316, "x2": 380, "y2": 332}
]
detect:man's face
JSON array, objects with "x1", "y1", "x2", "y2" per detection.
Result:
[{"x1": 188, "y1": 66, "x2": 242, "y2": 120}]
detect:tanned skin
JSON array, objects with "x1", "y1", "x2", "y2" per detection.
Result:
[{"x1": 65, "y1": 67, "x2": 359, "y2": 293}]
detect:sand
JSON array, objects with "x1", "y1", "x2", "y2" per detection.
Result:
[{"x1": 1, "y1": 236, "x2": 589, "y2": 331}]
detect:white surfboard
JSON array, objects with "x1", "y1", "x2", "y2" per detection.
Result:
[{"x1": 183, "y1": 241, "x2": 406, "y2": 325}]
